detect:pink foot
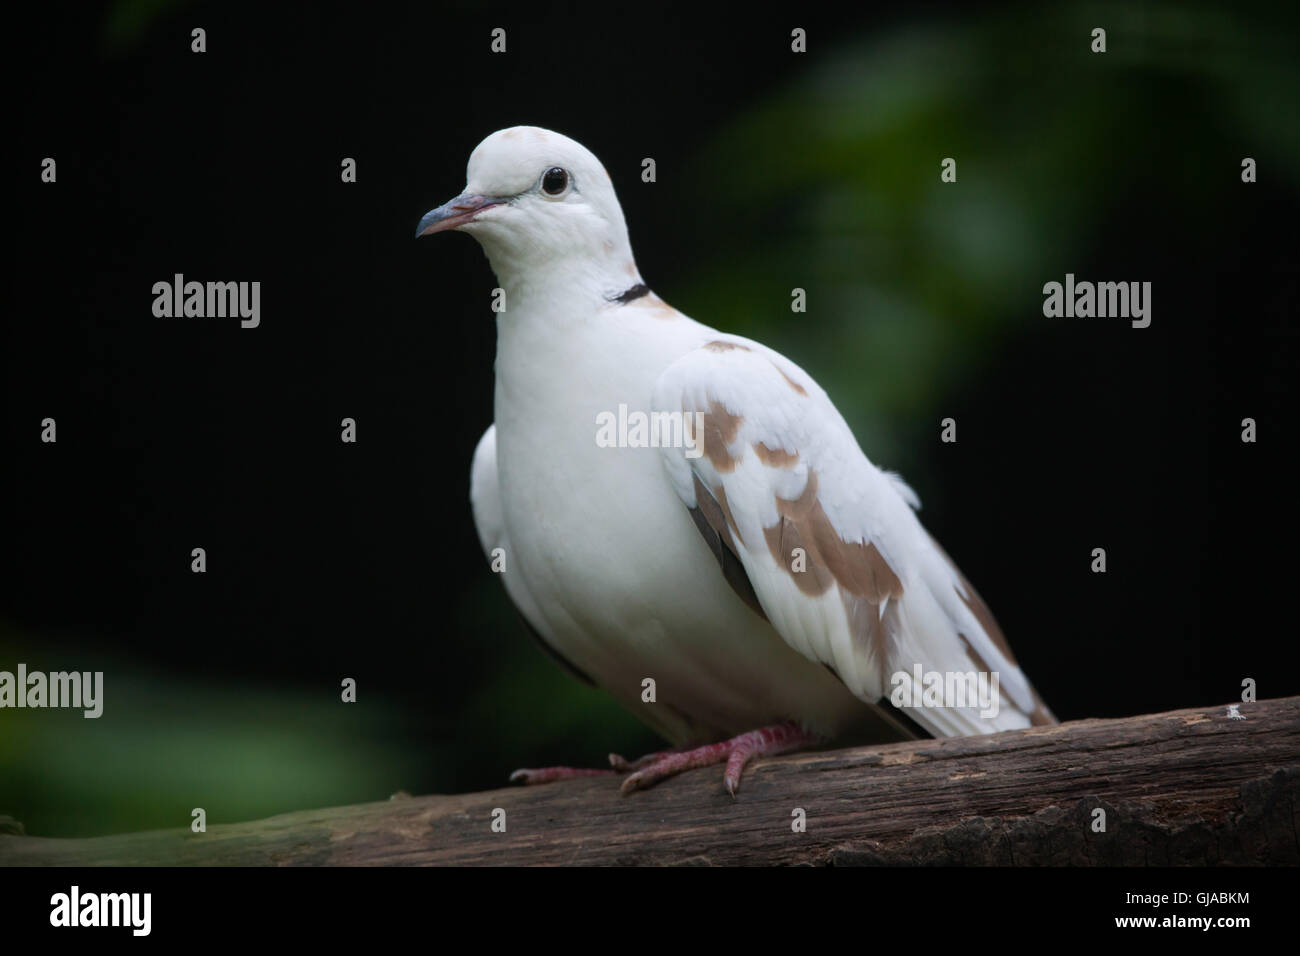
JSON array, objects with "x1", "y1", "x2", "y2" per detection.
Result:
[
  {"x1": 508, "y1": 751, "x2": 675, "y2": 786},
  {"x1": 607, "y1": 749, "x2": 677, "y2": 772},
  {"x1": 509, "y1": 766, "x2": 617, "y2": 785},
  {"x1": 618, "y1": 722, "x2": 819, "y2": 797}
]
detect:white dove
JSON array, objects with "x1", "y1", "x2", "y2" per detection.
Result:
[{"x1": 417, "y1": 126, "x2": 1055, "y2": 796}]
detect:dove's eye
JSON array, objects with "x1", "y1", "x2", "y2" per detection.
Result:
[{"x1": 541, "y1": 167, "x2": 569, "y2": 196}]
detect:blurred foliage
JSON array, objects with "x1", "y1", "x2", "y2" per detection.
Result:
[
  {"x1": 0, "y1": 596, "x2": 655, "y2": 840},
  {"x1": 0, "y1": 624, "x2": 416, "y2": 839},
  {"x1": 101, "y1": 0, "x2": 192, "y2": 53},
  {"x1": 668, "y1": 2, "x2": 1297, "y2": 477}
]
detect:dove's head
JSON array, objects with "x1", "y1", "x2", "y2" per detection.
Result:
[{"x1": 417, "y1": 126, "x2": 643, "y2": 302}]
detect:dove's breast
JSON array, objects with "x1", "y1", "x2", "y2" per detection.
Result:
[{"x1": 488, "y1": 301, "x2": 871, "y2": 746}]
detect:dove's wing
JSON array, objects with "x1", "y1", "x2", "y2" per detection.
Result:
[
  {"x1": 470, "y1": 425, "x2": 595, "y2": 687},
  {"x1": 652, "y1": 336, "x2": 1055, "y2": 736}
]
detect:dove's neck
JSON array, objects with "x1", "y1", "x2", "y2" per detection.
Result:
[
  {"x1": 491, "y1": 253, "x2": 647, "y2": 385},
  {"x1": 483, "y1": 248, "x2": 645, "y2": 321},
  {"x1": 489, "y1": 254, "x2": 700, "y2": 442}
]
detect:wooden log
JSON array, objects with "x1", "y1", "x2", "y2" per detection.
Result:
[{"x1": 2, "y1": 697, "x2": 1296, "y2": 866}]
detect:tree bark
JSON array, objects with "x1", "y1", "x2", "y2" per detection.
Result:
[{"x1": 2, "y1": 697, "x2": 1296, "y2": 866}]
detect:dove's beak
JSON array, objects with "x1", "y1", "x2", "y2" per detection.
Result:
[{"x1": 415, "y1": 194, "x2": 504, "y2": 237}]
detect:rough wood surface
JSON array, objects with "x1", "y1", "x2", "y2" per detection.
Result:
[{"x1": 3, "y1": 697, "x2": 1297, "y2": 866}]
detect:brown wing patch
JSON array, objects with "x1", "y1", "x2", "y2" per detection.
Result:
[
  {"x1": 763, "y1": 470, "x2": 832, "y2": 595},
  {"x1": 754, "y1": 442, "x2": 799, "y2": 468},
  {"x1": 704, "y1": 340, "x2": 751, "y2": 353},
  {"x1": 763, "y1": 470, "x2": 904, "y2": 603},
  {"x1": 760, "y1": 469, "x2": 907, "y2": 687},
  {"x1": 700, "y1": 399, "x2": 744, "y2": 473}
]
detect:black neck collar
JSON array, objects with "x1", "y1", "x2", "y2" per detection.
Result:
[{"x1": 608, "y1": 282, "x2": 649, "y2": 305}]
